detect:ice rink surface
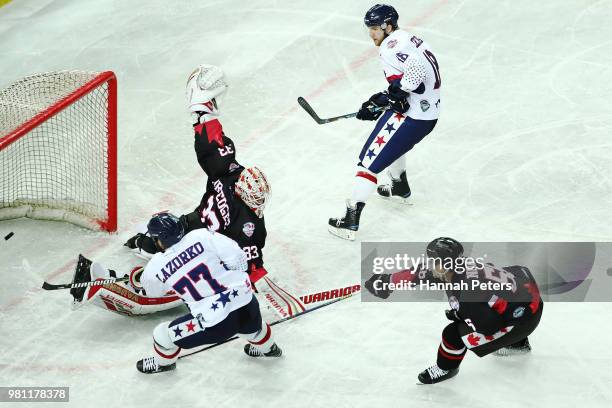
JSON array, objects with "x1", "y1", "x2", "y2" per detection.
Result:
[{"x1": 1, "y1": 0, "x2": 612, "y2": 406}]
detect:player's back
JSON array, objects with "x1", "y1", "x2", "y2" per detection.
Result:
[
  {"x1": 196, "y1": 172, "x2": 267, "y2": 268},
  {"x1": 142, "y1": 229, "x2": 253, "y2": 326}
]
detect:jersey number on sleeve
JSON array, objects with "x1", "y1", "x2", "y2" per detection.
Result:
[
  {"x1": 423, "y1": 50, "x2": 441, "y2": 89},
  {"x1": 172, "y1": 263, "x2": 227, "y2": 301}
]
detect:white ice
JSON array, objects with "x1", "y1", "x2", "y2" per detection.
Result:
[{"x1": 1, "y1": 0, "x2": 612, "y2": 407}]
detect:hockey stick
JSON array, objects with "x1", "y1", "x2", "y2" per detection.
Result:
[
  {"x1": 41, "y1": 276, "x2": 128, "y2": 291},
  {"x1": 297, "y1": 96, "x2": 386, "y2": 124},
  {"x1": 178, "y1": 292, "x2": 355, "y2": 359}
]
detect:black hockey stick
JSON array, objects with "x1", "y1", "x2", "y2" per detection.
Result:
[
  {"x1": 297, "y1": 97, "x2": 358, "y2": 124},
  {"x1": 41, "y1": 276, "x2": 129, "y2": 291},
  {"x1": 179, "y1": 292, "x2": 355, "y2": 359},
  {"x1": 297, "y1": 96, "x2": 386, "y2": 124}
]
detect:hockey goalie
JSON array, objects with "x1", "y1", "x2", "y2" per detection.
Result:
[{"x1": 71, "y1": 64, "x2": 271, "y2": 316}]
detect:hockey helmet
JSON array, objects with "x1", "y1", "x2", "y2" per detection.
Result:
[
  {"x1": 147, "y1": 212, "x2": 185, "y2": 249},
  {"x1": 426, "y1": 237, "x2": 464, "y2": 277},
  {"x1": 364, "y1": 4, "x2": 399, "y2": 29}
]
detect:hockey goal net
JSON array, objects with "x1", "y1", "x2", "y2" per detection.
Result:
[{"x1": 0, "y1": 71, "x2": 117, "y2": 231}]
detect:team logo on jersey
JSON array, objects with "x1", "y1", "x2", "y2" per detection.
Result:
[
  {"x1": 242, "y1": 222, "x2": 255, "y2": 237},
  {"x1": 229, "y1": 163, "x2": 241, "y2": 172},
  {"x1": 513, "y1": 306, "x2": 525, "y2": 318},
  {"x1": 420, "y1": 100, "x2": 430, "y2": 112},
  {"x1": 387, "y1": 39, "x2": 398, "y2": 49},
  {"x1": 448, "y1": 295, "x2": 460, "y2": 311}
]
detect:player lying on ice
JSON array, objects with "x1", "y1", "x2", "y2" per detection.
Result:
[
  {"x1": 364, "y1": 237, "x2": 544, "y2": 384},
  {"x1": 70, "y1": 64, "x2": 272, "y2": 316},
  {"x1": 328, "y1": 4, "x2": 441, "y2": 240}
]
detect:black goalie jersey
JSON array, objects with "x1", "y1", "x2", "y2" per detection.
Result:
[{"x1": 180, "y1": 171, "x2": 267, "y2": 273}]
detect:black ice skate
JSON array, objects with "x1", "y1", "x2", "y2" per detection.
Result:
[
  {"x1": 136, "y1": 357, "x2": 176, "y2": 374},
  {"x1": 494, "y1": 338, "x2": 531, "y2": 357},
  {"x1": 377, "y1": 171, "x2": 411, "y2": 203},
  {"x1": 328, "y1": 200, "x2": 366, "y2": 241},
  {"x1": 244, "y1": 343, "x2": 283, "y2": 358},
  {"x1": 417, "y1": 365, "x2": 459, "y2": 384},
  {"x1": 70, "y1": 254, "x2": 93, "y2": 303}
]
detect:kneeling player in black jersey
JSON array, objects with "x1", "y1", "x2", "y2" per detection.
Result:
[{"x1": 365, "y1": 237, "x2": 543, "y2": 384}]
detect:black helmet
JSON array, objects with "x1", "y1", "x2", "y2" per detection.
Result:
[
  {"x1": 147, "y1": 212, "x2": 185, "y2": 249},
  {"x1": 364, "y1": 4, "x2": 399, "y2": 29},
  {"x1": 426, "y1": 237, "x2": 464, "y2": 262}
]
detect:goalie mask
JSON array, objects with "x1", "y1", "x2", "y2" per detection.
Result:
[
  {"x1": 235, "y1": 167, "x2": 270, "y2": 218},
  {"x1": 186, "y1": 64, "x2": 228, "y2": 120}
]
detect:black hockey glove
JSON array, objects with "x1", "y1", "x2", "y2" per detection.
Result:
[
  {"x1": 445, "y1": 309, "x2": 462, "y2": 323},
  {"x1": 387, "y1": 80, "x2": 410, "y2": 114},
  {"x1": 124, "y1": 233, "x2": 158, "y2": 255},
  {"x1": 356, "y1": 92, "x2": 389, "y2": 121},
  {"x1": 124, "y1": 233, "x2": 145, "y2": 249},
  {"x1": 364, "y1": 273, "x2": 393, "y2": 299}
]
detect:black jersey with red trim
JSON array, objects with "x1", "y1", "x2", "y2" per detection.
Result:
[
  {"x1": 181, "y1": 172, "x2": 267, "y2": 271},
  {"x1": 405, "y1": 262, "x2": 542, "y2": 336},
  {"x1": 193, "y1": 120, "x2": 241, "y2": 179}
]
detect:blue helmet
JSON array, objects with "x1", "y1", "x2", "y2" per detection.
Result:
[
  {"x1": 147, "y1": 212, "x2": 184, "y2": 249},
  {"x1": 364, "y1": 4, "x2": 399, "y2": 29}
]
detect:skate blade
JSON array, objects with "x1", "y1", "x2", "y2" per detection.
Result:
[
  {"x1": 378, "y1": 194, "x2": 413, "y2": 205},
  {"x1": 328, "y1": 225, "x2": 356, "y2": 241}
]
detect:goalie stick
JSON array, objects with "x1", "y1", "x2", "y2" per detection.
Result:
[
  {"x1": 179, "y1": 291, "x2": 355, "y2": 359},
  {"x1": 297, "y1": 96, "x2": 386, "y2": 124},
  {"x1": 42, "y1": 276, "x2": 128, "y2": 291}
]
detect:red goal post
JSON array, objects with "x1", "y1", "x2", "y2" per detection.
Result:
[{"x1": 0, "y1": 71, "x2": 117, "y2": 232}]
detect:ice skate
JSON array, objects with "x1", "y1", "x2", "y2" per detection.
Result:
[
  {"x1": 244, "y1": 343, "x2": 283, "y2": 358},
  {"x1": 136, "y1": 357, "x2": 176, "y2": 374},
  {"x1": 417, "y1": 365, "x2": 459, "y2": 384},
  {"x1": 377, "y1": 171, "x2": 411, "y2": 204},
  {"x1": 328, "y1": 200, "x2": 365, "y2": 241},
  {"x1": 494, "y1": 338, "x2": 532, "y2": 357}
]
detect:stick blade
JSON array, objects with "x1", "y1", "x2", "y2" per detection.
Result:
[{"x1": 297, "y1": 97, "x2": 324, "y2": 124}]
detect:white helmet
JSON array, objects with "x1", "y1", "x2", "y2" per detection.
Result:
[
  {"x1": 186, "y1": 64, "x2": 228, "y2": 114},
  {"x1": 235, "y1": 167, "x2": 271, "y2": 218}
]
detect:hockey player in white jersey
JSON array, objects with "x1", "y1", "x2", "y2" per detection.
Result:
[
  {"x1": 329, "y1": 4, "x2": 441, "y2": 240},
  {"x1": 133, "y1": 212, "x2": 281, "y2": 374}
]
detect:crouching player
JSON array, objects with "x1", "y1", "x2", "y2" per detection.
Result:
[
  {"x1": 133, "y1": 212, "x2": 281, "y2": 373},
  {"x1": 365, "y1": 237, "x2": 543, "y2": 384}
]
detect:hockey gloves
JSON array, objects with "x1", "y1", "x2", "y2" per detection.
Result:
[
  {"x1": 387, "y1": 80, "x2": 410, "y2": 114},
  {"x1": 445, "y1": 309, "x2": 462, "y2": 323},
  {"x1": 356, "y1": 92, "x2": 389, "y2": 121},
  {"x1": 364, "y1": 273, "x2": 393, "y2": 299}
]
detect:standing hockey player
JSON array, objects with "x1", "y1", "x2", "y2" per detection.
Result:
[
  {"x1": 329, "y1": 4, "x2": 440, "y2": 240},
  {"x1": 365, "y1": 238, "x2": 543, "y2": 384},
  {"x1": 134, "y1": 212, "x2": 282, "y2": 374}
]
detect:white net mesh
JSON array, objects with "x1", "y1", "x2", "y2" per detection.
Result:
[{"x1": 0, "y1": 71, "x2": 115, "y2": 231}]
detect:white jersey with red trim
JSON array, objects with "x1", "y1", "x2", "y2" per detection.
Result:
[
  {"x1": 379, "y1": 29, "x2": 441, "y2": 120},
  {"x1": 141, "y1": 229, "x2": 253, "y2": 327}
]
